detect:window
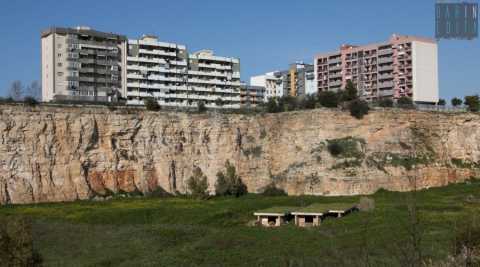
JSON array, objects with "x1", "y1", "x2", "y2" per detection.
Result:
[
  {"x1": 57, "y1": 72, "x2": 64, "y2": 77},
  {"x1": 57, "y1": 62, "x2": 63, "y2": 67},
  {"x1": 71, "y1": 71, "x2": 78, "y2": 77},
  {"x1": 58, "y1": 53, "x2": 62, "y2": 58}
]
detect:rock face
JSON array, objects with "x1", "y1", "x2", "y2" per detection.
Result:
[{"x1": 0, "y1": 105, "x2": 479, "y2": 204}]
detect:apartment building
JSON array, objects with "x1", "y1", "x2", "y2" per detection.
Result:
[
  {"x1": 187, "y1": 50, "x2": 242, "y2": 109},
  {"x1": 41, "y1": 26, "x2": 127, "y2": 102},
  {"x1": 240, "y1": 84, "x2": 266, "y2": 107},
  {"x1": 314, "y1": 34, "x2": 439, "y2": 104},
  {"x1": 41, "y1": 27, "x2": 242, "y2": 109},
  {"x1": 250, "y1": 62, "x2": 315, "y2": 101},
  {"x1": 125, "y1": 35, "x2": 189, "y2": 107},
  {"x1": 250, "y1": 72, "x2": 284, "y2": 100}
]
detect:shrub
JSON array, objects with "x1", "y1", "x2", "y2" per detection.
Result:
[
  {"x1": 214, "y1": 98, "x2": 224, "y2": 107},
  {"x1": 451, "y1": 97, "x2": 463, "y2": 107},
  {"x1": 144, "y1": 97, "x2": 160, "y2": 111},
  {"x1": 0, "y1": 97, "x2": 15, "y2": 103},
  {"x1": 0, "y1": 216, "x2": 42, "y2": 266},
  {"x1": 23, "y1": 96, "x2": 38, "y2": 106},
  {"x1": 277, "y1": 95, "x2": 298, "y2": 112},
  {"x1": 349, "y1": 99, "x2": 369, "y2": 119},
  {"x1": 397, "y1": 96, "x2": 414, "y2": 108},
  {"x1": 318, "y1": 91, "x2": 340, "y2": 108},
  {"x1": 261, "y1": 184, "x2": 287, "y2": 196},
  {"x1": 378, "y1": 98, "x2": 394, "y2": 108},
  {"x1": 215, "y1": 161, "x2": 247, "y2": 197},
  {"x1": 454, "y1": 218, "x2": 480, "y2": 265},
  {"x1": 266, "y1": 98, "x2": 279, "y2": 113},
  {"x1": 186, "y1": 167, "x2": 209, "y2": 199},
  {"x1": 438, "y1": 99, "x2": 446, "y2": 106},
  {"x1": 327, "y1": 142, "x2": 343, "y2": 157},
  {"x1": 197, "y1": 101, "x2": 207, "y2": 113},
  {"x1": 358, "y1": 197, "x2": 375, "y2": 212},
  {"x1": 465, "y1": 95, "x2": 480, "y2": 112},
  {"x1": 298, "y1": 94, "x2": 317, "y2": 110}
]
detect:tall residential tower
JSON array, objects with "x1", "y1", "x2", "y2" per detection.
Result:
[
  {"x1": 314, "y1": 34, "x2": 439, "y2": 104},
  {"x1": 41, "y1": 26, "x2": 127, "y2": 102}
]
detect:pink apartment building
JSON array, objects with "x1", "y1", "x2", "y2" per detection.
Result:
[{"x1": 314, "y1": 34, "x2": 439, "y2": 104}]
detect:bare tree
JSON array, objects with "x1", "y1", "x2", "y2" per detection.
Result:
[
  {"x1": 9, "y1": 81, "x2": 23, "y2": 101},
  {"x1": 25, "y1": 81, "x2": 41, "y2": 101}
]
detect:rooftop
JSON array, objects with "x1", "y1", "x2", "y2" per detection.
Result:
[{"x1": 292, "y1": 203, "x2": 357, "y2": 214}]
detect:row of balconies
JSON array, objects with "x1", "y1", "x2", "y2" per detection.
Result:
[
  {"x1": 197, "y1": 63, "x2": 232, "y2": 70},
  {"x1": 127, "y1": 98, "x2": 241, "y2": 109},
  {"x1": 127, "y1": 57, "x2": 188, "y2": 66},
  {"x1": 138, "y1": 48, "x2": 177, "y2": 57}
]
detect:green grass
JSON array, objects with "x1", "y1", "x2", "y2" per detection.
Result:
[
  {"x1": 254, "y1": 206, "x2": 297, "y2": 214},
  {"x1": 295, "y1": 203, "x2": 357, "y2": 213},
  {"x1": 1, "y1": 181, "x2": 480, "y2": 266}
]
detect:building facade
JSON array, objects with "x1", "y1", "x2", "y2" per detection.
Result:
[
  {"x1": 314, "y1": 34, "x2": 439, "y2": 104},
  {"x1": 42, "y1": 27, "x2": 242, "y2": 109},
  {"x1": 240, "y1": 84, "x2": 266, "y2": 107},
  {"x1": 250, "y1": 62, "x2": 315, "y2": 101},
  {"x1": 125, "y1": 35, "x2": 189, "y2": 107},
  {"x1": 187, "y1": 50, "x2": 241, "y2": 109},
  {"x1": 41, "y1": 26, "x2": 127, "y2": 102}
]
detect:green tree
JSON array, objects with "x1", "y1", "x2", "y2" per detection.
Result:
[
  {"x1": 342, "y1": 80, "x2": 358, "y2": 101},
  {"x1": 266, "y1": 98, "x2": 279, "y2": 113},
  {"x1": 186, "y1": 167, "x2": 209, "y2": 199},
  {"x1": 214, "y1": 97, "x2": 224, "y2": 107},
  {"x1": 451, "y1": 97, "x2": 463, "y2": 107},
  {"x1": 23, "y1": 96, "x2": 38, "y2": 106},
  {"x1": 318, "y1": 91, "x2": 340, "y2": 108},
  {"x1": 197, "y1": 101, "x2": 207, "y2": 113},
  {"x1": 464, "y1": 95, "x2": 480, "y2": 112},
  {"x1": 438, "y1": 99, "x2": 446, "y2": 106},
  {"x1": 349, "y1": 99, "x2": 370, "y2": 119},
  {"x1": 397, "y1": 96, "x2": 414, "y2": 108},
  {"x1": 378, "y1": 98, "x2": 394, "y2": 108},
  {"x1": 144, "y1": 97, "x2": 160, "y2": 111},
  {"x1": 215, "y1": 161, "x2": 247, "y2": 197}
]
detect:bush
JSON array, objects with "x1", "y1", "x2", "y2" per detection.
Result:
[
  {"x1": 349, "y1": 99, "x2": 369, "y2": 119},
  {"x1": 438, "y1": 99, "x2": 446, "y2": 106},
  {"x1": 0, "y1": 97, "x2": 15, "y2": 103},
  {"x1": 465, "y1": 95, "x2": 480, "y2": 112},
  {"x1": 266, "y1": 98, "x2": 279, "y2": 113},
  {"x1": 261, "y1": 184, "x2": 287, "y2": 196},
  {"x1": 378, "y1": 98, "x2": 394, "y2": 108},
  {"x1": 186, "y1": 167, "x2": 209, "y2": 199},
  {"x1": 318, "y1": 91, "x2": 340, "y2": 108},
  {"x1": 358, "y1": 197, "x2": 375, "y2": 212},
  {"x1": 197, "y1": 101, "x2": 207, "y2": 113},
  {"x1": 0, "y1": 216, "x2": 42, "y2": 266},
  {"x1": 451, "y1": 97, "x2": 463, "y2": 107},
  {"x1": 327, "y1": 142, "x2": 343, "y2": 157},
  {"x1": 298, "y1": 94, "x2": 317, "y2": 110},
  {"x1": 144, "y1": 97, "x2": 160, "y2": 111},
  {"x1": 215, "y1": 161, "x2": 247, "y2": 197},
  {"x1": 278, "y1": 95, "x2": 298, "y2": 112},
  {"x1": 397, "y1": 96, "x2": 414, "y2": 108},
  {"x1": 23, "y1": 96, "x2": 38, "y2": 106},
  {"x1": 214, "y1": 98, "x2": 224, "y2": 107}
]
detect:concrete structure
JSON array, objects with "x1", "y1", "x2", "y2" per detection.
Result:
[
  {"x1": 250, "y1": 72, "x2": 284, "y2": 100},
  {"x1": 125, "y1": 35, "x2": 189, "y2": 107},
  {"x1": 253, "y1": 207, "x2": 293, "y2": 227},
  {"x1": 187, "y1": 50, "x2": 242, "y2": 109},
  {"x1": 250, "y1": 62, "x2": 315, "y2": 100},
  {"x1": 41, "y1": 26, "x2": 127, "y2": 102},
  {"x1": 292, "y1": 203, "x2": 357, "y2": 227},
  {"x1": 42, "y1": 27, "x2": 242, "y2": 109},
  {"x1": 314, "y1": 34, "x2": 439, "y2": 104},
  {"x1": 240, "y1": 84, "x2": 266, "y2": 107}
]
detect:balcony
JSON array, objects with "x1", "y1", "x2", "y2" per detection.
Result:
[
  {"x1": 378, "y1": 48, "x2": 393, "y2": 56},
  {"x1": 378, "y1": 65, "x2": 394, "y2": 72},
  {"x1": 378, "y1": 81, "x2": 394, "y2": 89},
  {"x1": 378, "y1": 57, "x2": 393, "y2": 64}
]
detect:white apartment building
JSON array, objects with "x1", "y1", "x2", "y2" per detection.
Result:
[
  {"x1": 42, "y1": 27, "x2": 242, "y2": 109},
  {"x1": 125, "y1": 35, "x2": 189, "y2": 107},
  {"x1": 250, "y1": 72, "x2": 284, "y2": 100},
  {"x1": 186, "y1": 50, "x2": 241, "y2": 109}
]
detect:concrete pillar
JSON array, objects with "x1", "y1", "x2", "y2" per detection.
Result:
[
  {"x1": 337, "y1": 213, "x2": 342, "y2": 218},
  {"x1": 314, "y1": 216, "x2": 320, "y2": 226},
  {"x1": 294, "y1": 215, "x2": 298, "y2": 226}
]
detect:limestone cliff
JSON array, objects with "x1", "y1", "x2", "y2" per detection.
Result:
[{"x1": 1, "y1": 105, "x2": 479, "y2": 204}]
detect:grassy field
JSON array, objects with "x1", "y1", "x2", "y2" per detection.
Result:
[{"x1": 1, "y1": 180, "x2": 480, "y2": 266}]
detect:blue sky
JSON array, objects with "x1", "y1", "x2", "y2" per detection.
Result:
[{"x1": 0, "y1": 0, "x2": 478, "y2": 100}]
